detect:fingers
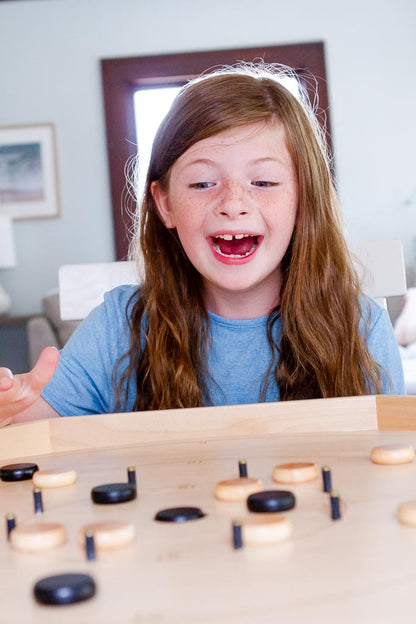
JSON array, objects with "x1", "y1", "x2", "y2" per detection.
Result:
[
  {"x1": 0, "y1": 348, "x2": 60, "y2": 426},
  {"x1": 29, "y1": 347, "x2": 60, "y2": 393},
  {"x1": 0, "y1": 347, "x2": 59, "y2": 395},
  {"x1": 0, "y1": 368, "x2": 13, "y2": 391}
]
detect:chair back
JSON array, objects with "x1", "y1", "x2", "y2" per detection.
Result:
[
  {"x1": 59, "y1": 240, "x2": 406, "y2": 320},
  {"x1": 350, "y1": 240, "x2": 406, "y2": 308}
]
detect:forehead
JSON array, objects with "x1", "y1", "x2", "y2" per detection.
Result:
[{"x1": 173, "y1": 121, "x2": 292, "y2": 168}]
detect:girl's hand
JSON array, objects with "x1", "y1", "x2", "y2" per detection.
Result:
[{"x1": 0, "y1": 347, "x2": 60, "y2": 427}]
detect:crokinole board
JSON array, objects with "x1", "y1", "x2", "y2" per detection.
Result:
[{"x1": 1, "y1": 395, "x2": 416, "y2": 623}]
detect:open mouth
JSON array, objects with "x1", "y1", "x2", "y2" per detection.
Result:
[{"x1": 211, "y1": 233, "x2": 260, "y2": 259}]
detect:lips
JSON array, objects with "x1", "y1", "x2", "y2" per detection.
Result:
[{"x1": 210, "y1": 233, "x2": 261, "y2": 259}]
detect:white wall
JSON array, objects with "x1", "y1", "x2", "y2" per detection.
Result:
[{"x1": 0, "y1": 0, "x2": 415, "y2": 315}]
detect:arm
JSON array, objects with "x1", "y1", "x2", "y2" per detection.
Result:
[
  {"x1": 0, "y1": 347, "x2": 60, "y2": 427},
  {"x1": 365, "y1": 302, "x2": 405, "y2": 394},
  {"x1": 42, "y1": 285, "x2": 137, "y2": 416}
]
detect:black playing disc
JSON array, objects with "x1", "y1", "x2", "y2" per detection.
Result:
[
  {"x1": 0, "y1": 462, "x2": 39, "y2": 482},
  {"x1": 154, "y1": 506, "x2": 206, "y2": 523},
  {"x1": 33, "y1": 573, "x2": 96, "y2": 605},
  {"x1": 247, "y1": 490, "x2": 295, "y2": 513},
  {"x1": 91, "y1": 483, "x2": 136, "y2": 505}
]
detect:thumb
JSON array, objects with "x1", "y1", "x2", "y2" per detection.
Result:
[
  {"x1": 29, "y1": 347, "x2": 60, "y2": 393},
  {"x1": 0, "y1": 368, "x2": 14, "y2": 391}
]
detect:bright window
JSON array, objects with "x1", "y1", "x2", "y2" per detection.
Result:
[{"x1": 133, "y1": 76, "x2": 301, "y2": 200}]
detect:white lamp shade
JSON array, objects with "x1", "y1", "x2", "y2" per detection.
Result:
[{"x1": 0, "y1": 215, "x2": 16, "y2": 268}]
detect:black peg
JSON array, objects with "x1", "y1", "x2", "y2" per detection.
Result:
[
  {"x1": 330, "y1": 491, "x2": 341, "y2": 520},
  {"x1": 322, "y1": 466, "x2": 332, "y2": 493},
  {"x1": 33, "y1": 488, "x2": 43, "y2": 514},
  {"x1": 6, "y1": 513, "x2": 16, "y2": 539},
  {"x1": 238, "y1": 460, "x2": 248, "y2": 478},
  {"x1": 232, "y1": 521, "x2": 243, "y2": 549},
  {"x1": 85, "y1": 530, "x2": 96, "y2": 561}
]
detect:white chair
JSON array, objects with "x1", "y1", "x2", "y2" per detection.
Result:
[
  {"x1": 58, "y1": 240, "x2": 406, "y2": 321},
  {"x1": 349, "y1": 239, "x2": 406, "y2": 309},
  {"x1": 59, "y1": 261, "x2": 140, "y2": 321}
]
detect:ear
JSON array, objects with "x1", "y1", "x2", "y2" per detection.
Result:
[{"x1": 150, "y1": 181, "x2": 176, "y2": 229}]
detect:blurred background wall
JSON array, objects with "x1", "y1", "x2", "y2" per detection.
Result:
[{"x1": 0, "y1": 0, "x2": 415, "y2": 315}]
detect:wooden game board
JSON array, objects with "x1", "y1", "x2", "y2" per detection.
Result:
[{"x1": 1, "y1": 395, "x2": 416, "y2": 623}]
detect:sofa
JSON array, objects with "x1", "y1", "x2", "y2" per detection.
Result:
[{"x1": 27, "y1": 289, "x2": 80, "y2": 368}]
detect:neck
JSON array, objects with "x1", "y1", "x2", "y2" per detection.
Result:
[{"x1": 203, "y1": 279, "x2": 281, "y2": 320}]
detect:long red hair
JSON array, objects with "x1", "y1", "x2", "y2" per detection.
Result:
[{"x1": 116, "y1": 63, "x2": 382, "y2": 411}]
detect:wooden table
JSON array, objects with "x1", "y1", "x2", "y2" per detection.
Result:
[{"x1": 1, "y1": 395, "x2": 416, "y2": 623}]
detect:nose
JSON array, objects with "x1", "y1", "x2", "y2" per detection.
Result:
[{"x1": 215, "y1": 181, "x2": 250, "y2": 218}]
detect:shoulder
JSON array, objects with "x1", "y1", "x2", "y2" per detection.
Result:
[
  {"x1": 359, "y1": 296, "x2": 405, "y2": 394},
  {"x1": 358, "y1": 295, "x2": 391, "y2": 335},
  {"x1": 92, "y1": 284, "x2": 140, "y2": 325},
  {"x1": 68, "y1": 284, "x2": 140, "y2": 343},
  {"x1": 359, "y1": 295, "x2": 383, "y2": 321},
  {"x1": 359, "y1": 295, "x2": 398, "y2": 350},
  {"x1": 102, "y1": 284, "x2": 140, "y2": 310}
]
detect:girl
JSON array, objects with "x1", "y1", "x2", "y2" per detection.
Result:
[{"x1": 0, "y1": 63, "x2": 404, "y2": 424}]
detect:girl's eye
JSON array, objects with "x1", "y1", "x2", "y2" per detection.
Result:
[
  {"x1": 252, "y1": 180, "x2": 279, "y2": 188},
  {"x1": 189, "y1": 182, "x2": 215, "y2": 189}
]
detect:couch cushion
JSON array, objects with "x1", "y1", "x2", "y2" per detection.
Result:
[{"x1": 42, "y1": 291, "x2": 80, "y2": 347}]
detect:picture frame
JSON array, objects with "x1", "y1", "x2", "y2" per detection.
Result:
[{"x1": 0, "y1": 123, "x2": 61, "y2": 220}]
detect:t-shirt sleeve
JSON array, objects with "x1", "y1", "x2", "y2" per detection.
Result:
[
  {"x1": 365, "y1": 301, "x2": 405, "y2": 395},
  {"x1": 41, "y1": 285, "x2": 136, "y2": 416}
]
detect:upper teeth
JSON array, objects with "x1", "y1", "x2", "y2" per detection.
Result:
[{"x1": 216, "y1": 233, "x2": 251, "y2": 240}]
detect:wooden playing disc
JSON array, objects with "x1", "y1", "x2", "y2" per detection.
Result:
[
  {"x1": 10, "y1": 523, "x2": 67, "y2": 552},
  {"x1": 241, "y1": 515, "x2": 292, "y2": 546},
  {"x1": 272, "y1": 462, "x2": 319, "y2": 484},
  {"x1": 32, "y1": 469, "x2": 77, "y2": 488},
  {"x1": 370, "y1": 444, "x2": 415, "y2": 465},
  {"x1": 397, "y1": 500, "x2": 416, "y2": 526},
  {"x1": 78, "y1": 521, "x2": 135, "y2": 550},
  {"x1": 215, "y1": 477, "x2": 264, "y2": 502}
]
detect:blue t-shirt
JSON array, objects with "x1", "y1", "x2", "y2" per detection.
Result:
[{"x1": 42, "y1": 285, "x2": 405, "y2": 416}]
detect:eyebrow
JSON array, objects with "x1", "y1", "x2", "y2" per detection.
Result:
[
  {"x1": 181, "y1": 158, "x2": 216, "y2": 167},
  {"x1": 181, "y1": 156, "x2": 287, "y2": 168},
  {"x1": 250, "y1": 157, "x2": 287, "y2": 165}
]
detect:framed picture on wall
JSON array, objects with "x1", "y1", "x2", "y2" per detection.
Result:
[{"x1": 0, "y1": 123, "x2": 60, "y2": 220}]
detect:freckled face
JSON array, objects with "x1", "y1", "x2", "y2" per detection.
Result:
[{"x1": 151, "y1": 122, "x2": 298, "y2": 318}]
